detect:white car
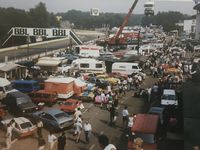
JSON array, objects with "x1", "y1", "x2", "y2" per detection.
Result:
[{"x1": 1, "y1": 117, "x2": 37, "y2": 138}]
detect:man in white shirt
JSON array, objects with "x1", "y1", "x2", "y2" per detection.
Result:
[
  {"x1": 122, "y1": 106, "x2": 129, "y2": 128},
  {"x1": 74, "y1": 108, "x2": 82, "y2": 121},
  {"x1": 6, "y1": 123, "x2": 13, "y2": 149},
  {"x1": 83, "y1": 121, "x2": 92, "y2": 143},
  {"x1": 48, "y1": 131, "x2": 57, "y2": 150}
]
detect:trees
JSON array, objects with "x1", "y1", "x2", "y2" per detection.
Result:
[{"x1": 141, "y1": 11, "x2": 189, "y2": 32}]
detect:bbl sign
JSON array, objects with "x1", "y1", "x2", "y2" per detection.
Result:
[{"x1": 12, "y1": 27, "x2": 70, "y2": 38}]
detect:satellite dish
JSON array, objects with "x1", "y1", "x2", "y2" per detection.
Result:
[{"x1": 90, "y1": 8, "x2": 100, "y2": 16}]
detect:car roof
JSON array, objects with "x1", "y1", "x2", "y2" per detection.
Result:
[
  {"x1": 2, "y1": 117, "x2": 30, "y2": 125},
  {"x1": 45, "y1": 109, "x2": 64, "y2": 115},
  {"x1": 132, "y1": 114, "x2": 159, "y2": 134}
]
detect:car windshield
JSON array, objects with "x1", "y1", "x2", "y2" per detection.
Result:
[
  {"x1": 64, "y1": 102, "x2": 74, "y2": 106},
  {"x1": 55, "y1": 113, "x2": 68, "y2": 119},
  {"x1": 162, "y1": 95, "x2": 176, "y2": 100},
  {"x1": 16, "y1": 97, "x2": 31, "y2": 105},
  {"x1": 5, "y1": 84, "x2": 13, "y2": 91},
  {"x1": 20, "y1": 122, "x2": 32, "y2": 129}
]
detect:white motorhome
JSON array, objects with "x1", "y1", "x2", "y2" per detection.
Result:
[
  {"x1": 74, "y1": 45, "x2": 103, "y2": 58},
  {"x1": 71, "y1": 58, "x2": 106, "y2": 73},
  {"x1": 0, "y1": 77, "x2": 17, "y2": 100},
  {"x1": 112, "y1": 62, "x2": 142, "y2": 75},
  {"x1": 161, "y1": 89, "x2": 178, "y2": 106}
]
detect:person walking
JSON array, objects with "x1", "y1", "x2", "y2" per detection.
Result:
[
  {"x1": 74, "y1": 108, "x2": 82, "y2": 122},
  {"x1": 98, "y1": 134, "x2": 117, "y2": 150},
  {"x1": 5, "y1": 123, "x2": 13, "y2": 149},
  {"x1": 74, "y1": 120, "x2": 82, "y2": 143},
  {"x1": 83, "y1": 121, "x2": 92, "y2": 144},
  {"x1": 57, "y1": 132, "x2": 66, "y2": 150},
  {"x1": 38, "y1": 136, "x2": 46, "y2": 150},
  {"x1": 37, "y1": 120, "x2": 43, "y2": 137},
  {"x1": 48, "y1": 131, "x2": 57, "y2": 150},
  {"x1": 110, "y1": 105, "x2": 116, "y2": 125},
  {"x1": 122, "y1": 106, "x2": 129, "y2": 128},
  {"x1": 127, "y1": 114, "x2": 136, "y2": 139},
  {"x1": 113, "y1": 92, "x2": 119, "y2": 108}
]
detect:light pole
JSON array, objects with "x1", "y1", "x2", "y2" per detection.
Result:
[{"x1": 27, "y1": 35, "x2": 31, "y2": 60}]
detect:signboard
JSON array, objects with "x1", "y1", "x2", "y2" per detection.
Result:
[
  {"x1": 90, "y1": 8, "x2": 99, "y2": 16},
  {"x1": 12, "y1": 27, "x2": 70, "y2": 38}
]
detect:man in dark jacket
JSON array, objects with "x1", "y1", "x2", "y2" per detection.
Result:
[{"x1": 58, "y1": 132, "x2": 66, "y2": 150}]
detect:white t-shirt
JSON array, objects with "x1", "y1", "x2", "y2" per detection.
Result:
[
  {"x1": 83, "y1": 123, "x2": 92, "y2": 131},
  {"x1": 104, "y1": 144, "x2": 116, "y2": 150},
  {"x1": 128, "y1": 116, "x2": 134, "y2": 128},
  {"x1": 48, "y1": 134, "x2": 57, "y2": 143},
  {"x1": 74, "y1": 110, "x2": 82, "y2": 120},
  {"x1": 122, "y1": 109, "x2": 129, "y2": 117}
]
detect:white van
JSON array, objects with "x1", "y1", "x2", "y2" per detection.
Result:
[
  {"x1": 112, "y1": 62, "x2": 142, "y2": 75},
  {"x1": 0, "y1": 77, "x2": 17, "y2": 100},
  {"x1": 161, "y1": 89, "x2": 178, "y2": 106}
]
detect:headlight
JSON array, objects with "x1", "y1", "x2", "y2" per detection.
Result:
[{"x1": 22, "y1": 110, "x2": 25, "y2": 113}]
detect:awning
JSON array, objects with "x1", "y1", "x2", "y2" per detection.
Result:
[
  {"x1": 36, "y1": 59, "x2": 61, "y2": 67},
  {"x1": 0, "y1": 63, "x2": 25, "y2": 72}
]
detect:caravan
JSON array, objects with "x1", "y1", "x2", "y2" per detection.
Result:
[{"x1": 71, "y1": 58, "x2": 106, "y2": 73}]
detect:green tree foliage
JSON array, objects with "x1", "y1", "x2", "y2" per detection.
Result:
[
  {"x1": 58, "y1": 10, "x2": 142, "y2": 29},
  {"x1": 141, "y1": 11, "x2": 189, "y2": 32},
  {"x1": 0, "y1": 2, "x2": 59, "y2": 47}
]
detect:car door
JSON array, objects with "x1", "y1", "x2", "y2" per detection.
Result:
[{"x1": 40, "y1": 113, "x2": 57, "y2": 128}]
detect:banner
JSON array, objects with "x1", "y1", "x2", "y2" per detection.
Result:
[{"x1": 12, "y1": 27, "x2": 70, "y2": 38}]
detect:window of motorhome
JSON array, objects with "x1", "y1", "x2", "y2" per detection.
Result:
[
  {"x1": 119, "y1": 66, "x2": 126, "y2": 68},
  {"x1": 96, "y1": 64, "x2": 103, "y2": 68},
  {"x1": 132, "y1": 65, "x2": 138, "y2": 69},
  {"x1": 80, "y1": 63, "x2": 89, "y2": 68}
]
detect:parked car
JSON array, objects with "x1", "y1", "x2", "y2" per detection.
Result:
[
  {"x1": 59, "y1": 99, "x2": 83, "y2": 114},
  {"x1": 31, "y1": 109, "x2": 73, "y2": 130},
  {"x1": 1, "y1": 117, "x2": 37, "y2": 138},
  {"x1": 12, "y1": 80, "x2": 40, "y2": 93},
  {"x1": 79, "y1": 84, "x2": 96, "y2": 102},
  {"x1": 88, "y1": 77, "x2": 109, "y2": 89},
  {"x1": 64, "y1": 53, "x2": 78, "y2": 61},
  {"x1": 2, "y1": 91, "x2": 38, "y2": 115}
]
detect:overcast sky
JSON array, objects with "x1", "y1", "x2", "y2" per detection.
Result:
[{"x1": 0, "y1": 0, "x2": 197, "y2": 15}]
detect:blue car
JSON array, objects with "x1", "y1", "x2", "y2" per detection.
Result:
[{"x1": 31, "y1": 109, "x2": 73, "y2": 130}]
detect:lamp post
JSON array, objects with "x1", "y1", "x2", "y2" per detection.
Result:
[{"x1": 27, "y1": 35, "x2": 31, "y2": 60}]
